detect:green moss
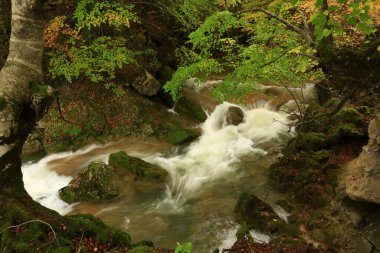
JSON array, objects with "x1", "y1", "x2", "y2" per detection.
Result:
[
  {"x1": 11, "y1": 242, "x2": 31, "y2": 252},
  {"x1": 296, "y1": 132, "x2": 327, "y2": 152},
  {"x1": 30, "y1": 81, "x2": 49, "y2": 96},
  {"x1": 175, "y1": 96, "x2": 207, "y2": 122},
  {"x1": 129, "y1": 245, "x2": 158, "y2": 253},
  {"x1": 167, "y1": 128, "x2": 198, "y2": 145},
  {"x1": 109, "y1": 151, "x2": 168, "y2": 183},
  {"x1": 336, "y1": 108, "x2": 362, "y2": 125},
  {"x1": 52, "y1": 247, "x2": 72, "y2": 253},
  {"x1": 309, "y1": 150, "x2": 330, "y2": 162},
  {"x1": 324, "y1": 97, "x2": 340, "y2": 108},
  {"x1": 328, "y1": 123, "x2": 363, "y2": 143},
  {"x1": 59, "y1": 161, "x2": 119, "y2": 204},
  {"x1": 357, "y1": 106, "x2": 374, "y2": 116},
  {"x1": 109, "y1": 151, "x2": 131, "y2": 170},
  {"x1": 0, "y1": 97, "x2": 6, "y2": 111}
]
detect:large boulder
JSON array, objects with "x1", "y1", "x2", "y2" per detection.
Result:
[
  {"x1": 129, "y1": 64, "x2": 161, "y2": 96},
  {"x1": 346, "y1": 109, "x2": 380, "y2": 204},
  {"x1": 226, "y1": 106, "x2": 244, "y2": 126},
  {"x1": 109, "y1": 151, "x2": 168, "y2": 194},
  {"x1": 59, "y1": 161, "x2": 119, "y2": 204}
]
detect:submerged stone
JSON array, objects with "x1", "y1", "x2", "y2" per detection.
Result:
[
  {"x1": 59, "y1": 161, "x2": 119, "y2": 204},
  {"x1": 226, "y1": 106, "x2": 244, "y2": 126},
  {"x1": 234, "y1": 192, "x2": 285, "y2": 233},
  {"x1": 109, "y1": 151, "x2": 168, "y2": 195}
]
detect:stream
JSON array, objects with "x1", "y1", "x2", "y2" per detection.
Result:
[{"x1": 22, "y1": 101, "x2": 296, "y2": 251}]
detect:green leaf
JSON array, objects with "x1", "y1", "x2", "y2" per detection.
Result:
[
  {"x1": 322, "y1": 29, "x2": 331, "y2": 37},
  {"x1": 175, "y1": 242, "x2": 192, "y2": 253}
]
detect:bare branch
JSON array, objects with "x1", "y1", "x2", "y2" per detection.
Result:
[
  {"x1": 235, "y1": 8, "x2": 315, "y2": 46},
  {"x1": 0, "y1": 219, "x2": 60, "y2": 247}
]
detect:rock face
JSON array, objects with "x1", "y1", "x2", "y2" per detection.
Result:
[
  {"x1": 108, "y1": 151, "x2": 168, "y2": 195},
  {"x1": 59, "y1": 161, "x2": 119, "y2": 204},
  {"x1": 226, "y1": 106, "x2": 244, "y2": 126},
  {"x1": 346, "y1": 109, "x2": 380, "y2": 204}
]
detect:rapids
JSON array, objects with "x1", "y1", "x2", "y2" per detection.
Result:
[{"x1": 22, "y1": 101, "x2": 297, "y2": 251}]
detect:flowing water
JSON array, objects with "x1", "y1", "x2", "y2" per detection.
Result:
[{"x1": 22, "y1": 101, "x2": 296, "y2": 251}]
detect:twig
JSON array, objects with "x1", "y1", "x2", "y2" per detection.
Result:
[
  {"x1": 56, "y1": 97, "x2": 75, "y2": 125},
  {"x1": 0, "y1": 219, "x2": 60, "y2": 247},
  {"x1": 235, "y1": 7, "x2": 314, "y2": 46}
]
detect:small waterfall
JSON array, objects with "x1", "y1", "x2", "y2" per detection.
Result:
[{"x1": 147, "y1": 102, "x2": 295, "y2": 212}]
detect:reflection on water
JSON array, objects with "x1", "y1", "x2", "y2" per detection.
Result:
[{"x1": 22, "y1": 102, "x2": 293, "y2": 251}]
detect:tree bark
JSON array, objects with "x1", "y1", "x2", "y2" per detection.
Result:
[{"x1": 0, "y1": 0, "x2": 58, "y2": 198}]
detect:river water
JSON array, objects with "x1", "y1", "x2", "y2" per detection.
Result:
[{"x1": 22, "y1": 100, "x2": 296, "y2": 251}]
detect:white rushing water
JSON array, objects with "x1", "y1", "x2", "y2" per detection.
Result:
[
  {"x1": 22, "y1": 100, "x2": 297, "y2": 250},
  {"x1": 148, "y1": 102, "x2": 294, "y2": 212},
  {"x1": 21, "y1": 145, "x2": 109, "y2": 214}
]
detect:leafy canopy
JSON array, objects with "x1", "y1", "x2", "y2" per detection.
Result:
[
  {"x1": 164, "y1": 0, "x2": 378, "y2": 101},
  {"x1": 47, "y1": 0, "x2": 139, "y2": 88}
]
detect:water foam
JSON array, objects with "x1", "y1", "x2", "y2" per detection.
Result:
[
  {"x1": 22, "y1": 145, "x2": 104, "y2": 214},
  {"x1": 148, "y1": 102, "x2": 294, "y2": 211}
]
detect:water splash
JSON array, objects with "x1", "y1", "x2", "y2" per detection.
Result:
[
  {"x1": 22, "y1": 145, "x2": 105, "y2": 215},
  {"x1": 147, "y1": 102, "x2": 294, "y2": 212}
]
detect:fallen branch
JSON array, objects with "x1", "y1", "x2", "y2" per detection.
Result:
[{"x1": 0, "y1": 219, "x2": 60, "y2": 248}]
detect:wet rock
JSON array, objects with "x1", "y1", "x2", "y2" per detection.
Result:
[
  {"x1": 234, "y1": 192, "x2": 285, "y2": 233},
  {"x1": 132, "y1": 68, "x2": 162, "y2": 96},
  {"x1": 59, "y1": 161, "x2": 119, "y2": 204},
  {"x1": 109, "y1": 151, "x2": 168, "y2": 194},
  {"x1": 346, "y1": 109, "x2": 380, "y2": 204},
  {"x1": 226, "y1": 106, "x2": 244, "y2": 126},
  {"x1": 22, "y1": 128, "x2": 44, "y2": 155}
]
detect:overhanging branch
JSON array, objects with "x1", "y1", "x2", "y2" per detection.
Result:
[{"x1": 235, "y1": 7, "x2": 315, "y2": 46}]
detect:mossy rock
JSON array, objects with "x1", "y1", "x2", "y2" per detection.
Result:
[
  {"x1": 295, "y1": 132, "x2": 327, "y2": 152},
  {"x1": 308, "y1": 150, "x2": 330, "y2": 162},
  {"x1": 109, "y1": 151, "x2": 168, "y2": 182},
  {"x1": 0, "y1": 201, "x2": 131, "y2": 252},
  {"x1": 328, "y1": 123, "x2": 364, "y2": 144},
  {"x1": 357, "y1": 106, "x2": 374, "y2": 116},
  {"x1": 109, "y1": 151, "x2": 168, "y2": 196},
  {"x1": 234, "y1": 192, "x2": 285, "y2": 233},
  {"x1": 335, "y1": 108, "x2": 362, "y2": 125},
  {"x1": 167, "y1": 127, "x2": 198, "y2": 145},
  {"x1": 129, "y1": 245, "x2": 158, "y2": 253},
  {"x1": 175, "y1": 95, "x2": 207, "y2": 122},
  {"x1": 59, "y1": 161, "x2": 119, "y2": 204}
]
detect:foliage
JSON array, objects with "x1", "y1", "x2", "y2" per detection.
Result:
[
  {"x1": 188, "y1": 11, "x2": 241, "y2": 56},
  {"x1": 164, "y1": 58, "x2": 222, "y2": 101},
  {"x1": 163, "y1": 0, "x2": 218, "y2": 31},
  {"x1": 49, "y1": 37, "x2": 134, "y2": 83},
  {"x1": 211, "y1": 79, "x2": 260, "y2": 102},
  {"x1": 164, "y1": 0, "x2": 378, "y2": 101},
  {"x1": 175, "y1": 242, "x2": 192, "y2": 253},
  {"x1": 73, "y1": 0, "x2": 139, "y2": 30},
  {"x1": 46, "y1": 0, "x2": 139, "y2": 85}
]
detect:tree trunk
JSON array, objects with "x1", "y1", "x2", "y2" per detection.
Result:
[{"x1": 0, "y1": 0, "x2": 50, "y2": 198}]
